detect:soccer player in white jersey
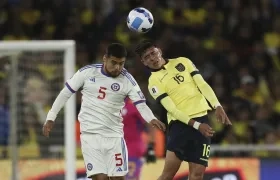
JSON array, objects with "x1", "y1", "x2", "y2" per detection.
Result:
[{"x1": 42, "y1": 43, "x2": 166, "y2": 180}]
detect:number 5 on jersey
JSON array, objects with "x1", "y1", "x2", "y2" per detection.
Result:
[
  {"x1": 98, "y1": 87, "x2": 107, "y2": 99},
  {"x1": 115, "y1": 153, "x2": 123, "y2": 166}
]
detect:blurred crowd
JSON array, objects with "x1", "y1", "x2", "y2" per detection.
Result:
[{"x1": 1, "y1": 0, "x2": 280, "y2": 158}]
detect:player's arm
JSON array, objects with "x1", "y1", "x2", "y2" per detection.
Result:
[
  {"x1": 135, "y1": 102, "x2": 156, "y2": 163},
  {"x1": 135, "y1": 101, "x2": 156, "y2": 143},
  {"x1": 126, "y1": 74, "x2": 165, "y2": 131},
  {"x1": 148, "y1": 77, "x2": 192, "y2": 125},
  {"x1": 184, "y1": 58, "x2": 232, "y2": 125},
  {"x1": 184, "y1": 58, "x2": 221, "y2": 109},
  {"x1": 43, "y1": 70, "x2": 85, "y2": 137},
  {"x1": 149, "y1": 77, "x2": 215, "y2": 136}
]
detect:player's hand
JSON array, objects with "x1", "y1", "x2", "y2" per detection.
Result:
[
  {"x1": 215, "y1": 106, "x2": 232, "y2": 125},
  {"x1": 42, "y1": 120, "x2": 54, "y2": 137},
  {"x1": 198, "y1": 123, "x2": 215, "y2": 137},
  {"x1": 145, "y1": 142, "x2": 156, "y2": 163},
  {"x1": 149, "y1": 119, "x2": 166, "y2": 131}
]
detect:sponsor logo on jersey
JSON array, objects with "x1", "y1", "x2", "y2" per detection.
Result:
[
  {"x1": 117, "y1": 167, "x2": 123, "y2": 172},
  {"x1": 111, "y1": 83, "x2": 120, "y2": 91},
  {"x1": 89, "y1": 77, "x2": 95, "y2": 82}
]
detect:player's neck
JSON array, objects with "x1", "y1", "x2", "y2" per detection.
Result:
[
  {"x1": 163, "y1": 58, "x2": 169, "y2": 65},
  {"x1": 159, "y1": 58, "x2": 168, "y2": 69},
  {"x1": 101, "y1": 65, "x2": 111, "y2": 77},
  {"x1": 148, "y1": 58, "x2": 168, "y2": 72}
]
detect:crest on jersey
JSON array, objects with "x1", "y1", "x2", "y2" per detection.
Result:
[
  {"x1": 111, "y1": 83, "x2": 120, "y2": 91},
  {"x1": 175, "y1": 63, "x2": 185, "y2": 72},
  {"x1": 87, "y1": 163, "x2": 93, "y2": 171}
]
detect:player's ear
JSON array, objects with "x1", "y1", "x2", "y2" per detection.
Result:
[
  {"x1": 103, "y1": 55, "x2": 107, "y2": 62},
  {"x1": 140, "y1": 58, "x2": 147, "y2": 66},
  {"x1": 158, "y1": 48, "x2": 162, "y2": 55}
]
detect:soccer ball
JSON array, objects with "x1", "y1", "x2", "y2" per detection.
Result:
[{"x1": 127, "y1": 7, "x2": 154, "y2": 33}]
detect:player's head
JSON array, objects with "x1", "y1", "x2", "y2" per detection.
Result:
[
  {"x1": 103, "y1": 43, "x2": 127, "y2": 77},
  {"x1": 135, "y1": 40, "x2": 164, "y2": 70}
]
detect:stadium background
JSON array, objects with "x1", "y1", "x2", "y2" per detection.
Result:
[{"x1": 0, "y1": 0, "x2": 280, "y2": 179}]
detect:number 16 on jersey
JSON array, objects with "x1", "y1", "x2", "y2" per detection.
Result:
[{"x1": 173, "y1": 74, "x2": 184, "y2": 84}]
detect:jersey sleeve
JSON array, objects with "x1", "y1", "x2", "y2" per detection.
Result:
[
  {"x1": 125, "y1": 74, "x2": 158, "y2": 122},
  {"x1": 182, "y1": 57, "x2": 200, "y2": 76},
  {"x1": 65, "y1": 69, "x2": 86, "y2": 93},
  {"x1": 126, "y1": 73, "x2": 146, "y2": 105},
  {"x1": 183, "y1": 57, "x2": 221, "y2": 108},
  {"x1": 148, "y1": 76, "x2": 167, "y2": 102}
]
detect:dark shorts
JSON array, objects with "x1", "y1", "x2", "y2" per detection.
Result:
[{"x1": 166, "y1": 115, "x2": 211, "y2": 167}]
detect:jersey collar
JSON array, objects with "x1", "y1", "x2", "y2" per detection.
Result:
[{"x1": 101, "y1": 64, "x2": 111, "y2": 77}]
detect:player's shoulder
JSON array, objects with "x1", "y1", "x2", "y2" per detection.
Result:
[
  {"x1": 169, "y1": 57, "x2": 192, "y2": 63},
  {"x1": 78, "y1": 63, "x2": 102, "y2": 72},
  {"x1": 120, "y1": 68, "x2": 137, "y2": 86},
  {"x1": 168, "y1": 57, "x2": 195, "y2": 70},
  {"x1": 148, "y1": 71, "x2": 160, "y2": 85}
]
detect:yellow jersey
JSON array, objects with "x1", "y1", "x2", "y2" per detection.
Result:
[{"x1": 148, "y1": 57, "x2": 220, "y2": 124}]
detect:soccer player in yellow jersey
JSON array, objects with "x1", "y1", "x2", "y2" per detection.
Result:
[{"x1": 135, "y1": 41, "x2": 232, "y2": 180}]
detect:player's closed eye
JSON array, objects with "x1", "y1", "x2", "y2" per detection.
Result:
[
  {"x1": 111, "y1": 61, "x2": 124, "y2": 66},
  {"x1": 144, "y1": 52, "x2": 155, "y2": 61}
]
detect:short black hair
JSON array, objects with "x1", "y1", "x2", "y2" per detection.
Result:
[
  {"x1": 135, "y1": 40, "x2": 155, "y2": 57},
  {"x1": 106, "y1": 43, "x2": 127, "y2": 58}
]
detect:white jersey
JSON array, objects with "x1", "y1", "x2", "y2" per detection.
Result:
[{"x1": 66, "y1": 64, "x2": 146, "y2": 137}]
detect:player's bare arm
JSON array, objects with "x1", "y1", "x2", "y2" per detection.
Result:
[{"x1": 215, "y1": 106, "x2": 232, "y2": 125}]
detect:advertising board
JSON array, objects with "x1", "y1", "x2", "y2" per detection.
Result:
[{"x1": 0, "y1": 158, "x2": 261, "y2": 180}]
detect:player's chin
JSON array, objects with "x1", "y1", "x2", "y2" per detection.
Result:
[
  {"x1": 110, "y1": 72, "x2": 121, "y2": 77},
  {"x1": 150, "y1": 64, "x2": 161, "y2": 70}
]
